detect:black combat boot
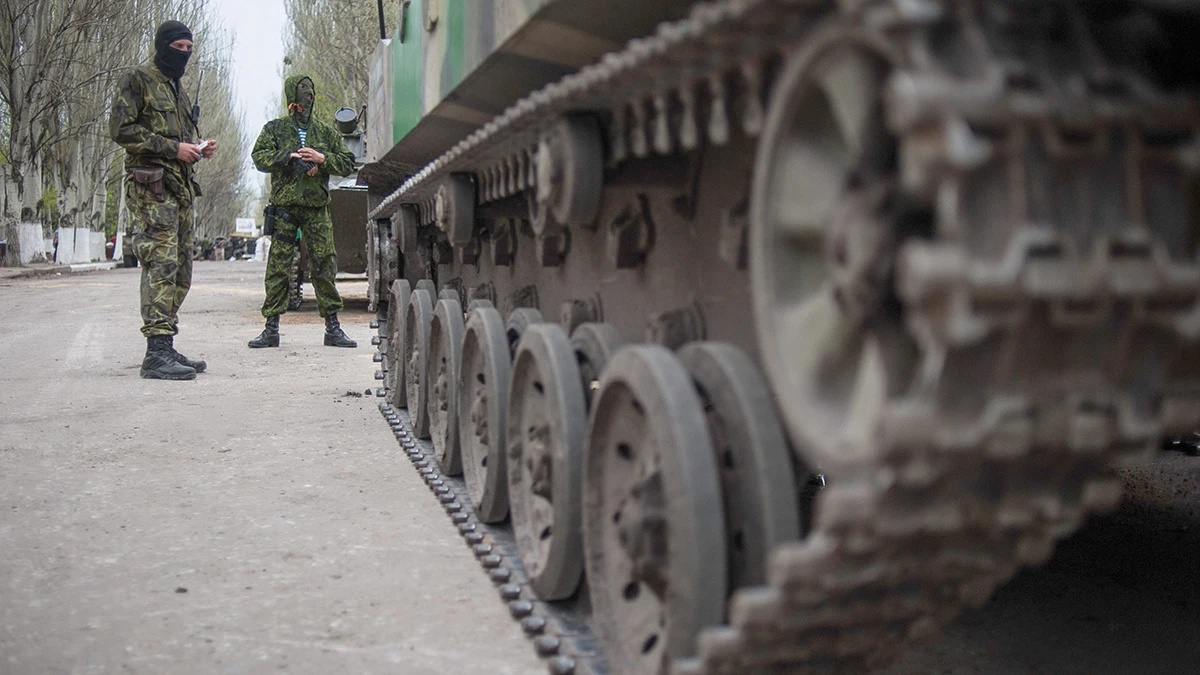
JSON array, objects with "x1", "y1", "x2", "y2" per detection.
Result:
[
  {"x1": 141, "y1": 335, "x2": 197, "y2": 380},
  {"x1": 167, "y1": 335, "x2": 207, "y2": 373},
  {"x1": 323, "y1": 314, "x2": 357, "y2": 348},
  {"x1": 248, "y1": 315, "x2": 281, "y2": 348}
]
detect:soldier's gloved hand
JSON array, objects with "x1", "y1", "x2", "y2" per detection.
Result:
[
  {"x1": 289, "y1": 152, "x2": 318, "y2": 176},
  {"x1": 177, "y1": 142, "x2": 202, "y2": 163},
  {"x1": 296, "y1": 147, "x2": 325, "y2": 166}
]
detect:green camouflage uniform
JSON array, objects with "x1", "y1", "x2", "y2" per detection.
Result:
[
  {"x1": 252, "y1": 75, "x2": 355, "y2": 319},
  {"x1": 109, "y1": 61, "x2": 201, "y2": 337}
]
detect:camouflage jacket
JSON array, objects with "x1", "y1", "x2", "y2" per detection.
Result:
[
  {"x1": 109, "y1": 61, "x2": 201, "y2": 199},
  {"x1": 252, "y1": 75, "x2": 354, "y2": 209}
]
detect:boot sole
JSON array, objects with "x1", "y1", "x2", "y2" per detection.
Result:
[
  {"x1": 248, "y1": 339, "x2": 280, "y2": 348},
  {"x1": 324, "y1": 337, "x2": 357, "y2": 348},
  {"x1": 140, "y1": 368, "x2": 196, "y2": 381}
]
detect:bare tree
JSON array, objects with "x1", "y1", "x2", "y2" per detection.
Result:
[
  {"x1": 189, "y1": 23, "x2": 252, "y2": 243},
  {"x1": 0, "y1": 0, "x2": 251, "y2": 265},
  {"x1": 0, "y1": 0, "x2": 124, "y2": 264},
  {"x1": 282, "y1": 0, "x2": 400, "y2": 124}
]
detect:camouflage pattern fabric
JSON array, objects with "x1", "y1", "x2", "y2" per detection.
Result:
[
  {"x1": 251, "y1": 74, "x2": 354, "y2": 209},
  {"x1": 127, "y1": 185, "x2": 194, "y2": 337},
  {"x1": 261, "y1": 206, "x2": 343, "y2": 319},
  {"x1": 110, "y1": 60, "x2": 202, "y2": 337},
  {"x1": 109, "y1": 61, "x2": 201, "y2": 199},
  {"x1": 254, "y1": 74, "x2": 354, "y2": 319}
]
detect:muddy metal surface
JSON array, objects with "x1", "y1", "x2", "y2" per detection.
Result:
[
  {"x1": 1, "y1": 262, "x2": 1198, "y2": 675},
  {"x1": 0, "y1": 262, "x2": 542, "y2": 675},
  {"x1": 884, "y1": 453, "x2": 1200, "y2": 675}
]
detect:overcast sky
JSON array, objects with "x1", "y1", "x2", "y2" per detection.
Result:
[{"x1": 209, "y1": 0, "x2": 287, "y2": 189}]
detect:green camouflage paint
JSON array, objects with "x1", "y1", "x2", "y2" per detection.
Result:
[
  {"x1": 368, "y1": 0, "x2": 695, "y2": 181},
  {"x1": 391, "y1": 0, "x2": 425, "y2": 143},
  {"x1": 388, "y1": 0, "x2": 556, "y2": 147}
]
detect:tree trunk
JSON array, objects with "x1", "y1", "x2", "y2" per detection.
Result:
[{"x1": 1, "y1": 173, "x2": 19, "y2": 267}]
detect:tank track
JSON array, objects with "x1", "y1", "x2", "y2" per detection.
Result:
[
  {"x1": 372, "y1": 399, "x2": 609, "y2": 675},
  {"x1": 367, "y1": 1, "x2": 1200, "y2": 674}
]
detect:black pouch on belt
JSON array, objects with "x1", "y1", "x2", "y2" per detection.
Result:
[
  {"x1": 263, "y1": 205, "x2": 277, "y2": 236},
  {"x1": 129, "y1": 167, "x2": 166, "y2": 202}
]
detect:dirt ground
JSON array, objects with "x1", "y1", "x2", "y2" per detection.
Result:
[
  {"x1": 2, "y1": 261, "x2": 1198, "y2": 675},
  {"x1": 0, "y1": 261, "x2": 543, "y2": 675}
]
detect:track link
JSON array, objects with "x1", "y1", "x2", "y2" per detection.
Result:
[{"x1": 374, "y1": 401, "x2": 608, "y2": 675}]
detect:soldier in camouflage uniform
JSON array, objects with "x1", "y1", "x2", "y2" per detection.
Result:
[
  {"x1": 110, "y1": 20, "x2": 218, "y2": 380},
  {"x1": 248, "y1": 74, "x2": 357, "y2": 349}
]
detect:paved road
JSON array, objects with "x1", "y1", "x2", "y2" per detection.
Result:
[
  {"x1": 3, "y1": 261, "x2": 1198, "y2": 675},
  {"x1": 0, "y1": 262, "x2": 543, "y2": 675}
]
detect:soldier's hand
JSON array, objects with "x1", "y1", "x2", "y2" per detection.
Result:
[
  {"x1": 307, "y1": 165, "x2": 319, "y2": 177},
  {"x1": 297, "y1": 147, "x2": 325, "y2": 165},
  {"x1": 202, "y1": 139, "x2": 218, "y2": 158},
  {"x1": 177, "y1": 142, "x2": 202, "y2": 163}
]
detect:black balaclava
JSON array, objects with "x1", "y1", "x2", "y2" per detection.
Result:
[
  {"x1": 289, "y1": 77, "x2": 315, "y2": 127},
  {"x1": 154, "y1": 20, "x2": 193, "y2": 81}
]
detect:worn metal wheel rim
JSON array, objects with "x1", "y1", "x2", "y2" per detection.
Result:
[
  {"x1": 405, "y1": 288, "x2": 434, "y2": 438},
  {"x1": 569, "y1": 322, "x2": 624, "y2": 409},
  {"x1": 437, "y1": 173, "x2": 476, "y2": 246},
  {"x1": 527, "y1": 188, "x2": 554, "y2": 237},
  {"x1": 678, "y1": 341, "x2": 801, "y2": 590},
  {"x1": 750, "y1": 33, "x2": 904, "y2": 467},
  {"x1": 381, "y1": 231, "x2": 399, "y2": 291},
  {"x1": 387, "y1": 279, "x2": 411, "y2": 408},
  {"x1": 506, "y1": 307, "x2": 545, "y2": 357},
  {"x1": 439, "y1": 287, "x2": 461, "y2": 305},
  {"x1": 367, "y1": 219, "x2": 380, "y2": 310},
  {"x1": 459, "y1": 306, "x2": 511, "y2": 523},
  {"x1": 550, "y1": 115, "x2": 603, "y2": 227},
  {"x1": 506, "y1": 323, "x2": 588, "y2": 600},
  {"x1": 397, "y1": 205, "x2": 420, "y2": 254},
  {"x1": 415, "y1": 278, "x2": 437, "y2": 299},
  {"x1": 430, "y1": 298, "x2": 466, "y2": 475},
  {"x1": 583, "y1": 345, "x2": 726, "y2": 675}
]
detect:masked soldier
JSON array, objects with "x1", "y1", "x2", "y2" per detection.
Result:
[
  {"x1": 110, "y1": 20, "x2": 218, "y2": 380},
  {"x1": 248, "y1": 75, "x2": 357, "y2": 349}
]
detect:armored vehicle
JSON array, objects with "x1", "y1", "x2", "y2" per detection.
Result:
[{"x1": 360, "y1": 2, "x2": 1200, "y2": 673}]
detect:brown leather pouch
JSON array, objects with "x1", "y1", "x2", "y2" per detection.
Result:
[{"x1": 130, "y1": 167, "x2": 165, "y2": 202}]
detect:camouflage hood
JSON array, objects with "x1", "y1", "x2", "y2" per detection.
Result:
[{"x1": 285, "y1": 74, "x2": 315, "y2": 126}]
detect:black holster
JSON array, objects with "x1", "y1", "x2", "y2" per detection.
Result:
[{"x1": 263, "y1": 205, "x2": 279, "y2": 236}]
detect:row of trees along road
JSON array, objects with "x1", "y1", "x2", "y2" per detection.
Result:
[{"x1": 0, "y1": 0, "x2": 251, "y2": 266}]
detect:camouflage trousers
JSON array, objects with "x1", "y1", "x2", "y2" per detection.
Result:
[
  {"x1": 128, "y1": 183, "x2": 194, "y2": 337},
  {"x1": 262, "y1": 205, "x2": 343, "y2": 318}
]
